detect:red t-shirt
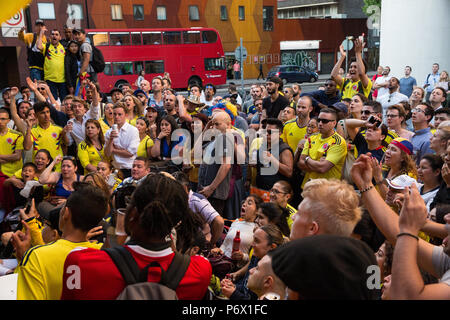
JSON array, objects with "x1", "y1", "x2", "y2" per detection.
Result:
[{"x1": 60, "y1": 245, "x2": 212, "y2": 300}]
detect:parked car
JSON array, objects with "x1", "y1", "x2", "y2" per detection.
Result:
[{"x1": 267, "y1": 65, "x2": 319, "y2": 84}]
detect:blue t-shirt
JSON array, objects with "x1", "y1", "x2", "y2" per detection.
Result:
[{"x1": 399, "y1": 77, "x2": 417, "y2": 98}]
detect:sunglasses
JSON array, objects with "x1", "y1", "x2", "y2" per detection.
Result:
[
  {"x1": 362, "y1": 110, "x2": 374, "y2": 115},
  {"x1": 385, "y1": 114, "x2": 399, "y2": 118},
  {"x1": 37, "y1": 87, "x2": 46, "y2": 91},
  {"x1": 269, "y1": 188, "x2": 288, "y2": 195},
  {"x1": 317, "y1": 118, "x2": 335, "y2": 124}
]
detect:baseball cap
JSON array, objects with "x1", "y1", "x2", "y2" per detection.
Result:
[
  {"x1": 133, "y1": 89, "x2": 148, "y2": 99},
  {"x1": 35, "y1": 19, "x2": 45, "y2": 26},
  {"x1": 271, "y1": 235, "x2": 380, "y2": 300},
  {"x1": 387, "y1": 174, "x2": 420, "y2": 190},
  {"x1": 146, "y1": 105, "x2": 157, "y2": 112},
  {"x1": 390, "y1": 137, "x2": 414, "y2": 155},
  {"x1": 72, "y1": 28, "x2": 86, "y2": 34},
  {"x1": 1, "y1": 87, "x2": 11, "y2": 95},
  {"x1": 330, "y1": 102, "x2": 348, "y2": 114}
]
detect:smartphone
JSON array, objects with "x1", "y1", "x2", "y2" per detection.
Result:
[{"x1": 367, "y1": 115, "x2": 382, "y2": 128}]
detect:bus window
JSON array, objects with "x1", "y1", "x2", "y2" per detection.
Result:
[
  {"x1": 134, "y1": 61, "x2": 144, "y2": 74},
  {"x1": 88, "y1": 32, "x2": 108, "y2": 46},
  {"x1": 112, "y1": 62, "x2": 133, "y2": 75},
  {"x1": 104, "y1": 62, "x2": 112, "y2": 76},
  {"x1": 145, "y1": 60, "x2": 164, "y2": 74},
  {"x1": 142, "y1": 32, "x2": 161, "y2": 45},
  {"x1": 201, "y1": 30, "x2": 218, "y2": 43},
  {"x1": 183, "y1": 31, "x2": 200, "y2": 44},
  {"x1": 162, "y1": 31, "x2": 182, "y2": 45},
  {"x1": 110, "y1": 32, "x2": 131, "y2": 46},
  {"x1": 204, "y1": 58, "x2": 225, "y2": 71},
  {"x1": 131, "y1": 32, "x2": 141, "y2": 45}
]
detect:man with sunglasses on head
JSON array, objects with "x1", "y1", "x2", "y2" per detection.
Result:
[
  {"x1": 298, "y1": 108, "x2": 347, "y2": 188},
  {"x1": 301, "y1": 79, "x2": 341, "y2": 117},
  {"x1": 200, "y1": 83, "x2": 216, "y2": 107}
]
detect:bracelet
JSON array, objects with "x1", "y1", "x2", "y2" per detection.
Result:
[
  {"x1": 305, "y1": 156, "x2": 310, "y2": 164},
  {"x1": 115, "y1": 230, "x2": 127, "y2": 236},
  {"x1": 359, "y1": 185, "x2": 374, "y2": 193},
  {"x1": 396, "y1": 232, "x2": 419, "y2": 241}
]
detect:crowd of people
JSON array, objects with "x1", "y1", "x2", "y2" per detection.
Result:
[{"x1": 0, "y1": 28, "x2": 449, "y2": 300}]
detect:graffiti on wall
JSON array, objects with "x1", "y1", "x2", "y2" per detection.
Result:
[{"x1": 281, "y1": 50, "x2": 317, "y2": 71}]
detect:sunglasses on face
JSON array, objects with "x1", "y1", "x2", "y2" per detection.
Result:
[
  {"x1": 362, "y1": 110, "x2": 374, "y2": 115},
  {"x1": 317, "y1": 118, "x2": 335, "y2": 124},
  {"x1": 38, "y1": 87, "x2": 46, "y2": 91},
  {"x1": 386, "y1": 114, "x2": 399, "y2": 118}
]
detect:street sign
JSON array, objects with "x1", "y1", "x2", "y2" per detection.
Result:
[
  {"x1": 341, "y1": 38, "x2": 354, "y2": 51},
  {"x1": 2, "y1": 9, "x2": 25, "y2": 38},
  {"x1": 234, "y1": 45, "x2": 248, "y2": 61}
]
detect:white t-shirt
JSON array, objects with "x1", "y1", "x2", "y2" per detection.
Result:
[{"x1": 375, "y1": 75, "x2": 392, "y2": 100}]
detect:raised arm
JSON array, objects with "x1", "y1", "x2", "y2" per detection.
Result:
[
  {"x1": 38, "y1": 155, "x2": 63, "y2": 185},
  {"x1": 330, "y1": 44, "x2": 346, "y2": 88},
  {"x1": 8, "y1": 87, "x2": 27, "y2": 134},
  {"x1": 354, "y1": 38, "x2": 369, "y2": 88}
]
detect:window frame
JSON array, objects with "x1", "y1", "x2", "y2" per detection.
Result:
[
  {"x1": 239, "y1": 6, "x2": 245, "y2": 21},
  {"x1": 189, "y1": 5, "x2": 200, "y2": 21},
  {"x1": 111, "y1": 4, "x2": 123, "y2": 21},
  {"x1": 220, "y1": 5, "x2": 228, "y2": 21},
  {"x1": 37, "y1": 2, "x2": 56, "y2": 20},
  {"x1": 263, "y1": 6, "x2": 274, "y2": 31},
  {"x1": 133, "y1": 5, "x2": 144, "y2": 21},
  {"x1": 156, "y1": 5, "x2": 167, "y2": 21}
]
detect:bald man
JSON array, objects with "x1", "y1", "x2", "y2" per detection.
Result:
[{"x1": 197, "y1": 112, "x2": 233, "y2": 215}]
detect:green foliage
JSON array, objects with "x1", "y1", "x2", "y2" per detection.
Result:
[{"x1": 362, "y1": 0, "x2": 381, "y2": 16}]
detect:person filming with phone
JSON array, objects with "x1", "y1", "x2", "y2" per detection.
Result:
[{"x1": 343, "y1": 114, "x2": 388, "y2": 162}]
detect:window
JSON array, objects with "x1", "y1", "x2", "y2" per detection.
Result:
[
  {"x1": 88, "y1": 32, "x2": 108, "y2": 46},
  {"x1": 263, "y1": 6, "x2": 273, "y2": 31},
  {"x1": 189, "y1": 5, "x2": 200, "y2": 21},
  {"x1": 163, "y1": 31, "x2": 182, "y2": 44},
  {"x1": 67, "y1": 4, "x2": 83, "y2": 20},
  {"x1": 131, "y1": 32, "x2": 141, "y2": 45},
  {"x1": 104, "y1": 63, "x2": 112, "y2": 76},
  {"x1": 239, "y1": 6, "x2": 245, "y2": 20},
  {"x1": 205, "y1": 58, "x2": 225, "y2": 71},
  {"x1": 220, "y1": 6, "x2": 228, "y2": 21},
  {"x1": 110, "y1": 32, "x2": 130, "y2": 46},
  {"x1": 324, "y1": 6, "x2": 331, "y2": 15},
  {"x1": 134, "y1": 62, "x2": 144, "y2": 74},
  {"x1": 111, "y1": 4, "x2": 123, "y2": 20},
  {"x1": 201, "y1": 31, "x2": 218, "y2": 43},
  {"x1": 112, "y1": 62, "x2": 133, "y2": 75},
  {"x1": 183, "y1": 31, "x2": 201, "y2": 44},
  {"x1": 156, "y1": 6, "x2": 166, "y2": 20},
  {"x1": 317, "y1": 6, "x2": 323, "y2": 16},
  {"x1": 145, "y1": 60, "x2": 164, "y2": 74},
  {"x1": 142, "y1": 32, "x2": 161, "y2": 45},
  {"x1": 37, "y1": 3, "x2": 55, "y2": 20},
  {"x1": 311, "y1": 7, "x2": 318, "y2": 16},
  {"x1": 133, "y1": 5, "x2": 144, "y2": 20}
]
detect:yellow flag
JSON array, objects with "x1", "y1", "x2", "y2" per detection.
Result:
[{"x1": 0, "y1": 1, "x2": 32, "y2": 25}]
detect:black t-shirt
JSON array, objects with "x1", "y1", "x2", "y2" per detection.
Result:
[{"x1": 263, "y1": 94, "x2": 290, "y2": 119}]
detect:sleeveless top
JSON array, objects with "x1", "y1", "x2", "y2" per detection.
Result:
[{"x1": 54, "y1": 174, "x2": 81, "y2": 198}]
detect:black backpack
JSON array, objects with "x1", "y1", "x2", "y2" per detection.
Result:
[
  {"x1": 103, "y1": 246, "x2": 191, "y2": 300},
  {"x1": 90, "y1": 45, "x2": 105, "y2": 73}
]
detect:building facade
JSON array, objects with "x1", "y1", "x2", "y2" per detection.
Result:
[{"x1": 0, "y1": 0, "x2": 367, "y2": 89}]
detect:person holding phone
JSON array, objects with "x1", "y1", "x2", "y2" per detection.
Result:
[{"x1": 343, "y1": 115, "x2": 388, "y2": 162}]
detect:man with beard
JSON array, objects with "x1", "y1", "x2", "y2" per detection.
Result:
[
  {"x1": 292, "y1": 83, "x2": 302, "y2": 106},
  {"x1": 350, "y1": 153, "x2": 450, "y2": 299},
  {"x1": 200, "y1": 83, "x2": 216, "y2": 107},
  {"x1": 331, "y1": 38, "x2": 372, "y2": 100},
  {"x1": 377, "y1": 77, "x2": 409, "y2": 116},
  {"x1": 162, "y1": 93, "x2": 179, "y2": 122},
  {"x1": 242, "y1": 84, "x2": 263, "y2": 117},
  {"x1": 262, "y1": 77, "x2": 290, "y2": 119},
  {"x1": 301, "y1": 79, "x2": 342, "y2": 117},
  {"x1": 282, "y1": 96, "x2": 313, "y2": 153}
]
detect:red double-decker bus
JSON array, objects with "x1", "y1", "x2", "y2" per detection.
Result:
[{"x1": 86, "y1": 27, "x2": 226, "y2": 93}]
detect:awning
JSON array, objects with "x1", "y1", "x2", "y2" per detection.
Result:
[{"x1": 280, "y1": 40, "x2": 321, "y2": 50}]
